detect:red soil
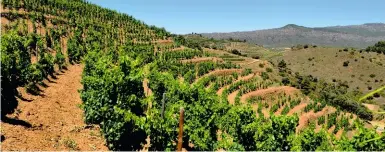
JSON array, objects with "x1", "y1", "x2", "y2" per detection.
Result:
[
  {"x1": 296, "y1": 106, "x2": 336, "y2": 132},
  {"x1": 275, "y1": 104, "x2": 286, "y2": 115},
  {"x1": 180, "y1": 57, "x2": 223, "y2": 63},
  {"x1": 1, "y1": 65, "x2": 107, "y2": 151},
  {"x1": 240, "y1": 86, "x2": 298, "y2": 103},
  {"x1": 363, "y1": 103, "x2": 380, "y2": 112},
  {"x1": 335, "y1": 129, "x2": 344, "y2": 139},
  {"x1": 287, "y1": 102, "x2": 308, "y2": 116},
  {"x1": 228, "y1": 90, "x2": 239, "y2": 105}
]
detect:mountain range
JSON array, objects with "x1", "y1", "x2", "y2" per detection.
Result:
[{"x1": 201, "y1": 23, "x2": 385, "y2": 48}]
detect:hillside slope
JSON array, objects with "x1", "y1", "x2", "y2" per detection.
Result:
[
  {"x1": 201, "y1": 23, "x2": 385, "y2": 48},
  {"x1": 2, "y1": 0, "x2": 385, "y2": 151}
]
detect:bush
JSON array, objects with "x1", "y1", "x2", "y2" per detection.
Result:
[
  {"x1": 184, "y1": 70, "x2": 195, "y2": 84},
  {"x1": 231, "y1": 49, "x2": 242, "y2": 56},
  {"x1": 252, "y1": 55, "x2": 260, "y2": 59},
  {"x1": 261, "y1": 72, "x2": 269, "y2": 80},
  {"x1": 38, "y1": 52, "x2": 55, "y2": 77},
  {"x1": 259, "y1": 63, "x2": 264, "y2": 68},
  {"x1": 266, "y1": 68, "x2": 273, "y2": 73},
  {"x1": 55, "y1": 51, "x2": 66, "y2": 70},
  {"x1": 343, "y1": 61, "x2": 349, "y2": 67},
  {"x1": 317, "y1": 116, "x2": 325, "y2": 125},
  {"x1": 369, "y1": 74, "x2": 376, "y2": 78},
  {"x1": 373, "y1": 93, "x2": 380, "y2": 98},
  {"x1": 241, "y1": 68, "x2": 252, "y2": 76}
]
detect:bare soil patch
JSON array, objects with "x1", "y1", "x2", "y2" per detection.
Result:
[
  {"x1": 180, "y1": 57, "x2": 223, "y2": 63},
  {"x1": 363, "y1": 103, "x2": 380, "y2": 112},
  {"x1": 296, "y1": 106, "x2": 336, "y2": 132},
  {"x1": 228, "y1": 90, "x2": 239, "y2": 105},
  {"x1": 288, "y1": 102, "x2": 308, "y2": 116},
  {"x1": 1, "y1": 65, "x2": 107, "y2": 151},
  {"x1": 240, "y1": 86, "x2": 298, "y2": 103}
]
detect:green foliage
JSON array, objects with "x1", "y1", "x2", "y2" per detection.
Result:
[
  {"x1": 81, "y1": 49, "x2": 147, "y2": 150},
  {"x1": 278, "y1": 60, "x2": 287, "y2": 73},
  {"x1": 67, "y1": 36, "x2": 84, "y2": 63},
  {"x1": 55, "y1": 51, "x2": 66, "y2": 70},
  {"x1": 336, "y1": 125, "x2": 385, "y2": 150},
  {"x1": 291, "y1": 127, "x2": 332, "y2": 151},
  {"x1": 251, "y1": 115, "x2": 299, "y2": 151},
  {"x1": 283, "y1": 69, "x2": 373, "y2": 120},
  {"x1": 261, "y1": 72, "x2": 269, "y2": 80},
  {"x1": 281, "y1": 105, "x2": 290, "y2": 115},
  {"x1": 270, "y1": 104, "x2": 279, "y2": 113},
  {"x1": 241, "y1": 68, "x2": 252, "y2": 76},
  {"x1": 318, "y1": 115, "x2": 325, "y2": 125},
  {"x1": 4, "y1": 0, "x2": 385, "y2": 151},
  {"x1": 266, "y1": 67, "x2": 273, "y2": 73},
  {"x1": 38, "y1": 52, "x2": 55, "y2": 77},
  {"x1": 214, "y1": 133, "x2": 245, "y2": 151},
  {"x1": 183, "y1": 70, "x2": 195, "y2": 84},
  {"x1": 370, "y1": 74, "x2": 376, "y2": 78},
  {"x1": 1, "y1": 31, "x2": 29, "y2": 115},
  {"x1": 366, "y1": 41, "x2": 385, "y2": 54}
]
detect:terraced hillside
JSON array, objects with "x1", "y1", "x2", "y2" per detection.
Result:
[
  {"x1": 1, "y1": 0, "x2": 385, "y2": 151},
  {"x1": 189, "y1": 51, "x2": 379, "y2": 139}
]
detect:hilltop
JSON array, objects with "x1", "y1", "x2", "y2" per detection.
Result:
[{"x1": 201, "y1": 23, "x2": 385, "y2": 48}]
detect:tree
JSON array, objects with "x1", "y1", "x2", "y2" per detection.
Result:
[
  {"x1": 231, "y1": 49, "x2": 242, "y2": 56},
  {"x1": 343, "y1": 61, "x2": 349, "y2": 67},
  {"x1": 278, "y1": 60, "x2": 287, "y2": 72}
]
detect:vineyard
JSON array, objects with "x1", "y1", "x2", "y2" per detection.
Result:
[{"x1": 1, "y1": 0, "x2": 385, "y2": 151}]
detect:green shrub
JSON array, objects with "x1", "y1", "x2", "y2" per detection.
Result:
[
  {"x1": 266, "y1": 67, "x2": 273, "y2": 73},
  {"x1": 55, "y1": 51, "x2": 66, "y2": 70}
]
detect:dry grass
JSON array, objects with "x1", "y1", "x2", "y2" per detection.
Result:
[{"x1": 273, "y1": 47, "x2": 385, "y2": 94}]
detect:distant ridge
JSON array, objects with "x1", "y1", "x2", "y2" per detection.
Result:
[{"x1": 201, "y1": 23, "x2": 385, "y2": 48}]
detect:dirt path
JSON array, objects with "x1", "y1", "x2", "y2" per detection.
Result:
[
  {"x1": 240, "y1": 86, "x2": 298, "y2": 103},
  {"x1": 244, "y1": 59, "x2": 260, "y2": 65},
  {"x1": 296, "y1": 106, "x2": 336, "y2": 132},
  {"x1": 287, "y1": 102, "x2": 308, "y2": 116},
  {"x1": 180, "y1": 57, "x2": 223, "y2": 63},
  {"x1": 1, "y1": 65, "x2": 107, "y2": 151},
  {"x1": 328, "y1": 125, "x2": 336, "y2": 134},
  {"x1": 228, "y1": 90, "x2": 239, "y2": 105},
  {"x1": 275, "y1": 104, "x2": 286, "y2": 115},
  {"x1": 363, "y1": 103, "x2": 380, "y2": 112}
]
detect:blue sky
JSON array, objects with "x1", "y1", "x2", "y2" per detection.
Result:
[{"x1": 89, "y1": 0, "x2": 385, "y2": 34}]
